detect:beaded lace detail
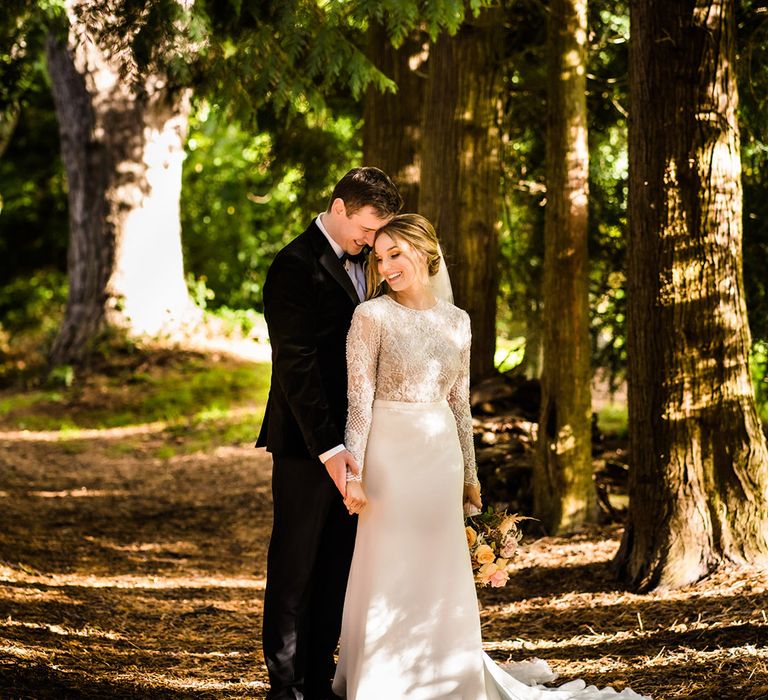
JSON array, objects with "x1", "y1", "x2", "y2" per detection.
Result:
[{"x1": 345, "y1": 295, "x2": 478, "y2": 485}]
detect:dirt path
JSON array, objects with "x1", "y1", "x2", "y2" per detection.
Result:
[
  {"x1": 0, "y1": 432, "x2": 273, "y2": 698},
  {"x1": 1, "y1": 431, "x2": 767, "y2": 698}
]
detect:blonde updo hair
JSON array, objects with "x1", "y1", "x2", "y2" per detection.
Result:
[{"x1": 366, "y1": 214, "x2": 442, "y2": 299}]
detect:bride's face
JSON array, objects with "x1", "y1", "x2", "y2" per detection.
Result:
[{"x1": 374, "y1": 232, "x2": 428, "y2": 293}]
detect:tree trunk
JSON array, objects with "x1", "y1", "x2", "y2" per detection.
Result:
[
  {"x1": 616, "y1": 0, "x2": 768, "y2": 591},
  {"x1": 534, "y1": 0, "x2": 594, "y2": 533},
  {"x1": 420, "y1": 12, "x2": 502, "y2": 382},
  {"x1": 46, "y1": 6, "x2": 196, "y2": 365},
  {"x1": 522, "y1": 302, "x2": 544, "y2": 379},
  {"x1": 363, "y1": 23, "x2": 425, "y2": 213},
  {"x1": 0, "y1": 107, "x2": 20, "y2": 161}
]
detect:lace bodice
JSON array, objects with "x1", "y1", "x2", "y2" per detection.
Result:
[{"x1": 345, "y1": 295, "x2": 478, "y2": 485}]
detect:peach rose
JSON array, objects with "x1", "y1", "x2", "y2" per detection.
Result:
[
  {"x1": 500, "y1": 535, "x2": 518, "y2": 559},
  {"x1": 489, "y1": 568, "x2": 509, "y2": 587},
  {"x1": 475, "y1": 564, "x2": 498, "y2": 586},
  {"x1": 466, "y1": 526, "x2": 478, "y2": 548},
  {"x1": 474, "y1": 544, "x2": 495, "y2": 565},
  {"x1": 477, "y1": 562, "x2": 499, "y2": 585}
]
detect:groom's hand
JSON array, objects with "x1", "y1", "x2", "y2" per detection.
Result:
[{"x1": 324, "y1": 449, "x2": 360, "y2": 497}]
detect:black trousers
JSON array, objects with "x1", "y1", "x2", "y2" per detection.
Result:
[{"x1": 262, "y1": 454, "x2": 357, "y2": 700}]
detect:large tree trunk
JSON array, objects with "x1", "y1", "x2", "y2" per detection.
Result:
[
  {"x1": 0, "y1": 108, "x2": 19, "y2": 161},
  {"x1": 420, "y1": 12, "x2": 502, "y2": 382},
  {"x1": 363, "y1": 23, "x2": 425, "y2": 212},
  {"x1": 616, "y1": 0, "x2": 768, "y2": 591},
  {"x1": 534, "y1": 0, "x2": 594, "y2": 533},
  {"x1": 521, "y1": 302, "x2": 544, "y2": 379},
  {"x1": 46, "y1": 5, "x2": 197, "y2": 365}
]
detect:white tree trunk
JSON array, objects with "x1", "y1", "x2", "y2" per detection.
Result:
[
  {"x1": 109, "y1": 87, "x2": 194, "y2": 336},
  {"x1": 48, "y1": 2, "x2": 198, "y2": 364}
]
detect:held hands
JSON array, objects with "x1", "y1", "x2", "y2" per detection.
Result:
[
  {"x1": 463, "y1": 482, "x2": 482, "y2": 516},
  {"x1": 324, "y1": 449, "x2": 360, "y2": 497},
  {"x1": 344, "y1": 480, "x2": 368, "y2": 515}
]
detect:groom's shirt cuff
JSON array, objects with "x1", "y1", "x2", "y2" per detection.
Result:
[{"x1": 319, "y1": 444, "x2": 345, "y2": 463}]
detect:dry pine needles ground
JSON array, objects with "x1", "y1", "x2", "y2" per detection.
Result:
[{"x1": 0, "y1": 365, "x2": 766, "y2": 698}]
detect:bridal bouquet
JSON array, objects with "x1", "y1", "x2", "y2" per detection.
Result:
[{"x1": 465, "y1": 509, "x2": 527, "y2": 588}]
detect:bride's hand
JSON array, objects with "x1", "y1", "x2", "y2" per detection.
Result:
[
  {"x1": 344, "y1": 480, "x2": 368, "y2": 515},
  {"x1": 463, "y1": 483, "x2": 482, "y2": 512}
]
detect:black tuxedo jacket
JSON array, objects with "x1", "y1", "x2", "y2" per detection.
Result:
[{"x1": 256, "y1": 221, "x2": 361, "y2": 459}]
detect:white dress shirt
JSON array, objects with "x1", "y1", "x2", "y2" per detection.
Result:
[
  {"x1": 316, "y1": 215, "x2": 366, "y2": 301},
  {"x1": 315, "y1": 214, "x2": 364, "y2": 465}
]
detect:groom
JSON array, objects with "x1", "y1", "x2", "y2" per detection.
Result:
[{"x1": 257, "y1": 167, "x2": 402, "y2": 699}]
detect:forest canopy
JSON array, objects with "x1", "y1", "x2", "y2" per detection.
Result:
[{"x1": 2, "y1": 1, "x2": 767, "y2": 392}]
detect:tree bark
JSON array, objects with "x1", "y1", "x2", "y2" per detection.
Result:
[
  {"x1": 363, "y1": 23, "x2": 425, "y2": 213},
  {"x1": 420, "y1": 12, "x2": 502, "y2": 382},
  {"x1": 535, "y1": 0, "x2": 594, "y2": 533},
  {"x1": 0, "y1": 107, "x2": 20, "y2": 161},
  {"x1": 46, "y1": 4, "x2": 196, "y2": 365},
  {"x1": 616, "y1": 0, "x2": 768, "y2": 591},
  {"x1": 522, "y1": 302, "x2": 544, "y2": 379}
]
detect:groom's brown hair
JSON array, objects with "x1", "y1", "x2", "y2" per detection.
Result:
[{"x1": 327, "y1": 167, "x2": 403, "y2": 218}]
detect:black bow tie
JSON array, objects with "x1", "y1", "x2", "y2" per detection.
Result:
[{"x1": 341, "y1": 250, "x2": 368, "y2": 265}]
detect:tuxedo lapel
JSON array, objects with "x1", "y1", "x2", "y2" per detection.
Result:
[{"x1": 308, "y1": 223, "x2": 360, "y2": 305}]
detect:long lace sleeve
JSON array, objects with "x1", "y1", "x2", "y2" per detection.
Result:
[
  {"x1": 345, "y1": 304, "x2": 381, "y2": 481},
  {"x1": 447, "y1": 314, "x2": 478, "y2": 486}
]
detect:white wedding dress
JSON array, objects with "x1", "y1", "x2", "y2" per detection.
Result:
[{"x1": 332, "y1": 295, "x2": 649, "y2": 700}]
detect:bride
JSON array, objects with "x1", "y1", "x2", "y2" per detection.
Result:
[{"x1": 332, "y1": 214, "x2": 649, "y2": 700}]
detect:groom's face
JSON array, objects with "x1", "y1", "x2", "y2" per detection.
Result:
[{"x1": 328, "y1": 200, "x2": 391, "y2": 255}]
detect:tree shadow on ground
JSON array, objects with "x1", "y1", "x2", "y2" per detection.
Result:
[{"x1": 2, "y1": 432, "x2": 766, "y2": 699}]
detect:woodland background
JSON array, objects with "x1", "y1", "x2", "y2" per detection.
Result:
[{"x1": 1, "y1": 0, "x2": 767, "y2": 697}]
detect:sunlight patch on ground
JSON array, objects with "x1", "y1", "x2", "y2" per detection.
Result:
[
  {"x1": 0, "y1": 641, "x2": 51, "y2": 660},
  {"x1": 26, "y1": 488, "x2": 133, "y2": 498},
  {"x1": 1, "y1": 586, "x2": 78, "y2": 605},
  {"x1": 165, "y1": 444, "x2": 260, "y2": 462},
  {"x1": 82, "y1": 537, "x2": 202, "y2": 555},
  {"x1": 130, "y1": 647, "x2": 249, "y2": 659},
  {"x1": 0, "y1": 565, "x2": 266, "y2": 591},
  {"x1": 488, "y1": 575, "x2": 767, "y2": 616},
  {"x1": 0, "y1": 637, "x2": 255, "y2": 662},
  {"x1": 488, "y1": 590, "x2": 648, "y2": 615},
  {"x1": 167, "y1": 336, "x2": 272, "y2": 363},
  {"x1": 0, "y1": 406, "x2": 264, "y2": 443},
  {"x1": 103, "y1": 592, "x2": 263, "y2": 613},
  {"x1": 2, "y1": 617, "x2": 124, "y2": 640},
  {"x1": 0, "y1": 422, "x2": 169, "y2": 442},
  {"x1": 540, "y1": 646, "x2": 768, "y2": 692},
  {"x1": 484, "y1": 618, "x2": 768, "y2": 653},
  {"x1": 513, "y1": 537, "x2": 620, "y2": 569},
  {"x1": 111, "y1": 672, "x2": 269, "y2": 691},
  {"x1": 630, "y1": 644, "x2": 768, "y2": 669}
]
